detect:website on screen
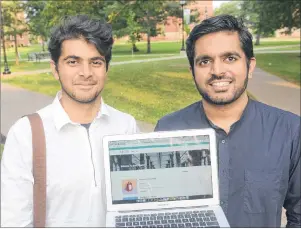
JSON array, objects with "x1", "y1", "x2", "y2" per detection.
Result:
[{"x1": 108, "y1": 135, "x2": 213, "y2": 204}]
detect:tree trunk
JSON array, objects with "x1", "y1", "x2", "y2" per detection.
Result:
[
  {"x1": 132, "y1": 43, "x2": 139, "y2": 52},
  {"x1": 255, "y1": 33, "x2": 260, "y2": 46},
  {"x1": 42, "y1": 39, "x2": 45, "y2": 52},
  {"x1": 147, "y1": 29, "x2": 151, "y2": 54},
  {"x1": 14, "y1": 33, "x2": 19, "y2": 65}
]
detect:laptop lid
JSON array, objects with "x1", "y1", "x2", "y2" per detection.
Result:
[{"x1": 103, "y1": 129, "x2": 220, "y2": 212}]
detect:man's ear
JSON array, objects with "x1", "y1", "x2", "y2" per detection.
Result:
[
  {"x1": 189, "y1": 66, "x2": 195, "y2": 78},
  {"x1": 104, "y1": 64, "x2": 110, "y2": 82},
  {"x1": 50, "y1": 60, "x2": 59, "y2": 80},
  {"x1": 248, "y1": 57, "x2": 256, "y2": 79}
]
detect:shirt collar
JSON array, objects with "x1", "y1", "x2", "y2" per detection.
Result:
[
  {"x1": 52, "y1": 91, "x2": 110, "y2": 131},
  {"x1": 199, "y1": 96, "x2": 254, "y2": 131}
]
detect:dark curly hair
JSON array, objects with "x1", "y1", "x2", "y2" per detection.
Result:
[{"x1": 48, "y1": 15, "x2": 113, "y2": 71}]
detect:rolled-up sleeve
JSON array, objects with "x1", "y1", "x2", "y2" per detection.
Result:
[
  {"x1": 284, "y1": 126, "x2": 301, "y2": 228},
  {"x1": 1, "y1": 119, "x2": 34, "y2": 227}
]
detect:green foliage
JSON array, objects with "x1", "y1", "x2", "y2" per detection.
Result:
[
  {"x1": 241, "y1": 0, "x2": 300, "y2": 45},
  {"x1": 214, "y1": 0, "x2": 300, "y2": 45},
  {"x1": 24, "y1": 0, "x2": 49, "y2": 51},
  {"x1": 2, "y1": 0, "x2": 28, "y2": 65},
  {"x1": 214, "y1": 1, "x2": 242, "y2": 18}
]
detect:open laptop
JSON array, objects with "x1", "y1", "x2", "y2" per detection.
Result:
[{"x1": 103, "y1": 128, "x2": 229, "y2": 228}]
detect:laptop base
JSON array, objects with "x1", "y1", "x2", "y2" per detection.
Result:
[{"x1": 106, "y1": 205, "x2": 229, "y2": 228}]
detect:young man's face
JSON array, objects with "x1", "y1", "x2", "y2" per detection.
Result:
[
  {"x1": 51, "y1": 38, "x2": 108, "y2": 104},
  {"x1": 192, "y1": 31, "x2": 256, "y2": 105}
]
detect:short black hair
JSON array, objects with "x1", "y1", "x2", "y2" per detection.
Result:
[
  {"x1": 48, "y1": 15, "x2": 113, "y2": 71},
  {"x1": 186, "y1": 15, "x2": 254, "y2": 73}
]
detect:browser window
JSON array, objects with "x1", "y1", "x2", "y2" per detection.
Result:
[{"x1": 108, "y1": 135, "x2": 213, "y2": 205}]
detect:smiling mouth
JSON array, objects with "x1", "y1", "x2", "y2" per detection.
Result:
[
  {"x1": 209, "y1": 80, "x2": 233, "y2": 92},
  {"x1": 75, "y1": 83, "x2": 96, "y2": 86},
  {"x1": 210, "y1": 81, "x2": 232, "y2": 86}
]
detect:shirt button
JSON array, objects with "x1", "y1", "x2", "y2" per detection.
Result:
[{"x1": 221, "y1": 140, "x2": 226, "y2": 144}]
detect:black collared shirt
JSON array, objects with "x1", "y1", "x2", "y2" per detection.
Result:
[{"x1": 155, "y1": 99, "x2": 300, "y2": 227}]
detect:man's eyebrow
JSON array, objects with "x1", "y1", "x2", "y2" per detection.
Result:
[
  {"x1": 90, "y1": 56, "x2": 106, "y2": 62},
  {"x1": 63, "y1": 55, "x2": 81, "y2": 61},
  {"x1": 220, "y1": 51, "x2": 242, "y2": 58},
  {"x1": 194, "y1": 52, "x2": 242, "y2": 63},
  {"x1": 194, "y1": 55, "x2": 212, "y2": 63}
]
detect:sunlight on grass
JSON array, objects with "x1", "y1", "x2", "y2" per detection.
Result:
[
  {"x1": 2, "y1": 59, "x2": 200, "y2": 123},
  {"x1": 256, "y1": 53, "x2": 300, "y2": 85}
]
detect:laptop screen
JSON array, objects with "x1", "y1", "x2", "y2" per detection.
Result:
[{"x1": 108, "y1": 135, "x2": 213, "y2": 205}]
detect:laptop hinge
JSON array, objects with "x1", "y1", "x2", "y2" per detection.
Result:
[{"x1": 115, "y1": 205, "x2": 211, "y2": 213}]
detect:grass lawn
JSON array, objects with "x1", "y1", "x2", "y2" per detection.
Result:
[
  {"x1": 253, "y1": 40, "x2": 299, "y2": 48},
  {"x1": 4, "y1": 44, "x2": 46, "y2": 60},
  {"x1": 258, "y1": 46, "x2": 300, "y2": 51},
  {"x1": 2, "y1": 58, "x2": 257, "y2": 124},
  {"x1": 255, "y1": 53, "x2": 300, "y2": 85},
  {"x1": 3, "y1": 40, "x2": 300, "y2": 60},
  {"x1": 1, "y1": 60, "x2": 50, "y2": 72},
  {"x1": 1, "y1": 54, "x2": 178, "y2": 73},
  {"x1": 1, "y1": 58, "x2": 197, "y2": 123}
]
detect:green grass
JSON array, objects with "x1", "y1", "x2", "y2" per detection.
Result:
[
  {"x1": 4, "y1": 44, "x2": 46, "y2": 60},
  {"x1": 2, "y1": 58, "x2": 198, "y2": 123},
  {"x1": 2, "y1": 58, "x2": 258, "y2": 124},
  {"x1": 112, "y1": 54, "x2": 176, "y2": 62},
  {"x1": 256, "y1": 53, "x2": 300, "y2": 85},
  {"x1": 275, "y1": 46, "x2": 300, "y2": 51},
  {"x1": 261, "y1": 46, "x2": 300, "y2": 50},
  {"x1": 1, "y1": 60, "x2": 50, "y2": 72},
  {"x1": 112, "y1": 42, "x2": 183, "y2": 55},
  {"x1": 1, "y1": 54, "x2": 176, "y2": 72},
  {"x1": 3, "y1": 40, "x2": 300, "y2": 61},
  {"x1": 253, "y1": 40, "x2": 300, "y2": 47}
]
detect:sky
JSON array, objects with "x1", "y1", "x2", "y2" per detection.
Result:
[{"x1": 213, "y1": 0, "x2": 230, "y2": 9}]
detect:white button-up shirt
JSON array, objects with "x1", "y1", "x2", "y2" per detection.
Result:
[{"x1": 1, "y1": 93, "x2": 139, "y2": 227}]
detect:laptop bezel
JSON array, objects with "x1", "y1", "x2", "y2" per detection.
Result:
[{"x1": 103, "y1": 128, "x2": 220, "y2": 212}]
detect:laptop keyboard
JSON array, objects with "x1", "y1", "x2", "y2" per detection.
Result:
[{"x1": 115, "y1": 210, "x2": 219, "y2": 228}]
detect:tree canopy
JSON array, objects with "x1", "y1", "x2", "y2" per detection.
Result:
[{"x1": 214, "y1": 0, "x2": 300, "y2": 45}]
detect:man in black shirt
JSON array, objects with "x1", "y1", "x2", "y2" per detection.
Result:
[{"x1": 155, "y1": 15, "x2": 300, "y2": 227}]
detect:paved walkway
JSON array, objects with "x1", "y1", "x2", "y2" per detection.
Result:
[{"x1": 249, "y1": 68, "x2": 300, "y2": 115}]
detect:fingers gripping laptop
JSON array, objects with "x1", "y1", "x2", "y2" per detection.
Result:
[{"x1": 103, "y1": 129, "x2": 230, "y2": 228}]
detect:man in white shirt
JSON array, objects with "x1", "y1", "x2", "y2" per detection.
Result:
[{"x1": 1, "y1": 15, "x2": 139, "y2": 227}]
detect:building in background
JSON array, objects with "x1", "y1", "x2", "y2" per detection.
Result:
[
  {"x1": 156, "y1": 0, "x2": 213, "y2": 41},
  {"x1": 2, "y1": 11, "x2": 30, "y2": 48}
]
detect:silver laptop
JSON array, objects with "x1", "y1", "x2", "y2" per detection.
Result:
[{"x1": 103, "y1": 128, "x2": 229, "y2": 228}]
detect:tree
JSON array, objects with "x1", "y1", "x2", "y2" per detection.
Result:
[
  {"x1": 214, "y1": 0, "x2": 300, "y2": 46},
  {"x1": 241, "y1": 1, "x2": 279, "y2": 45},
  {"x1": 24, "y1": 0, "x2": 49, "y2": 51},
  {"x1": 41, "y1": 0, "x2": 108, "y2": 28},
  {"x1": 106, "y1": 0, "x2": 183, "y2": 54},
  {"x1": 106, "y1": 0, "x2": 142, "y2": 52},
  {"x1": 214, "y1": 1, "x2": 242, "y2": 18},
  {"x1": 131, "y1": 0, "x2": 167, "y2": 53},
  {"x1": 131, "y1": 0, "x2": 195, "y2": 53},
  {"x1": 2, "y1": 0, "x2": 28, "y2": 65},
  {"x1": 274, "y1": 0, "x2": 300, "y2": 34},
  {"x1": 241, "y1": 0, "x2": 300, "y2": 45}
]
